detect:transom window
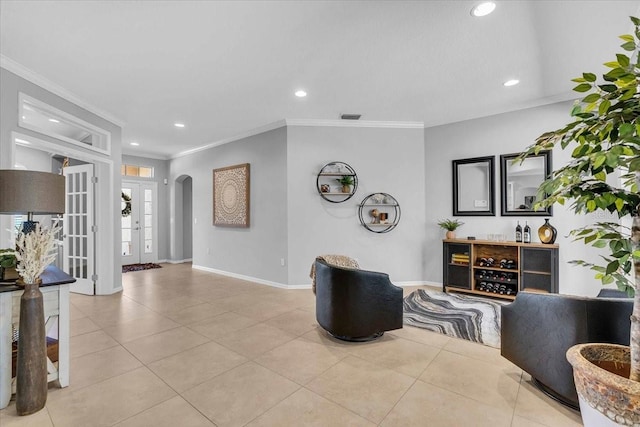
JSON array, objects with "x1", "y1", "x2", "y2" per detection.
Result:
[{"x1": 121, "y1": 164, "x2": 154, "y2": 178}]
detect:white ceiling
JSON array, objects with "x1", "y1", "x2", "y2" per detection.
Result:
[{"x1": 1, "y1": 1, "x2": 638, "y2": 159}]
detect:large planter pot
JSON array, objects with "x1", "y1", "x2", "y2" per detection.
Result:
[
  {"x1": 566, "y1": 343, "x2": 640, "y2": 426},
  {"x1": 16, "y1": 282, "x2": 48, "y2": 416}
]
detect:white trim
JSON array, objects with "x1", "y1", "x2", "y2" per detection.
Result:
[
  {"x1": 159, "y1": 259, "x2": 192, "y2": 264},
  {"x1": 19, "y1": 93, "x2": 112, "y2": 156},
  {"x1": 192, "y1": 265, "x2": 291, "y2": 289},
  {"x1": 394, "y1": 280, "x2": 440, "y2": 287},
  {"x1": 171, "y1": 118, "x2": 424, "y2": 160},
  {"x1": 1, "y1": 57, "x2": 126, "y2": 127},
  {"x1": 122, "y1": 150, "x2": 170, "y2": 161},
  {"x1": 172, "y1": 120, "x2": 286, "y2": 159},
  {"x1": 8, "y1": 131, "x2": 117, "y2": 296},
  {"x1": 285, "y1": 119, "x2": 425, "y2": 129}
]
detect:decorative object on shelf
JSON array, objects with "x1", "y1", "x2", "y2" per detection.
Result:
[
  {"x1": 516, "y1": 18, "x2": 640, "y2": 425},
  {"x1": 538, "y1": 218, "x2": 557, "y2": 244},
  {"x1": 121, "y1": 191, "x2": 132, "y2": 217},
  {"x1": 336, "y1": 175, "x2": 354, "y2": 193},
  {"x1": 316, "y1": 162, "x2": 358, "y2": 203},
  {"x1": 452, "y1": 156, "x2": 495, "y2": 216},
  {"x1": 0, "y1": 170, "x2": 65, "y2": 415},
  {"x1": 0, "y1": 249, "x2": 18, "y2": 281},
  {"x1": 14, "y1": 222, "x2": 62, "y2": 415},
  {"x1": 213, "y1": 163, "x2": 250, "y2": 228},
  {"x1": 500, "y1": 150, "x2": 552, "y2": 217},
  {"x1": 358, "y1": 193, "x2": 400, "y2": 233},
  {"x1": 437, "y1": 218, "x2": 464, "y2": 240}
]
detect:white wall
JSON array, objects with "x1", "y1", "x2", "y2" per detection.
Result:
[
  {"x1": 170, "y1": 127, "x2": 289, "y2": 285},
  {"x1": 286, "y1": 125, "x2": 426, "y2": 287},
  {"x1": 424, "y1": 101, "x2": 610, "y2": 297}
]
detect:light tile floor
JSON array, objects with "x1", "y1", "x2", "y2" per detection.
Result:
[{"x1": 0, "y1": 263, "x2": 584, "y2": 426}]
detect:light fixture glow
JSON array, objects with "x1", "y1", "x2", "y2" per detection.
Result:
[
  {"x1": 48, "y1": 118, "x2": 60, "y2": 123},
  {"x1": 295, "y1": 90, "x2": 307, "y2": 98},
  {"x1": 174, "y1": 123, "x2": 185, "y2": 128},
  {"x1": 130, "y1": 142, "x2": 140, "y2": 146},
  {"x1": 471, "y1": 1, "x2": 496, "y2": 17},
  {"x1": 503, "y1": 79, "x2": 520, "y2": 87}
]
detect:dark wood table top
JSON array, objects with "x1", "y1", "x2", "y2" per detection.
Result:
[{"x1": 0, "y1": 265, "x2": 76, "y2": 293}]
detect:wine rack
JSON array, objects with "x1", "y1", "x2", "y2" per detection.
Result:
[{"x1": 442, "y1": 239, "x2": 558, "y2": 301}]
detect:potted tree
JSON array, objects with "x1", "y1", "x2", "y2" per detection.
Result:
[
  {"x1": 437, "y1": 219, "x2": 464, "y2": 239},
  {"x1": 517, "y1": 16, "x2": 640, "y2": 426}
]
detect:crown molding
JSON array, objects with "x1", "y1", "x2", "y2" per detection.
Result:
[
  {"x1": 285, "y1": 119, "x2": 424, "y2": 129},
  {"x1": 1, "y1": 55, "x2": 126, "y2": 128},
  {"x1": 172, "y1": 120, "x2": 286, "y2": 159},
  {"x1": 172, "y1": 118, "x2": 424, "y2": 159},
  {"x1": 121, "y1": 149, "x2": 171, "y2": 161}
]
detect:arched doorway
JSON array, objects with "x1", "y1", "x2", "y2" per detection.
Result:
[{"x1": 174, "y1": 175, "x2": 193, "y2": 262}]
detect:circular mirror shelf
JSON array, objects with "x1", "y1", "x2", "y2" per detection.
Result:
[
  {"x1": 316, "y1": 161, "x2": 358, "y2": 203},
  {"x1": 358, "y1": 193, "x2": 401, "y2": 233}
]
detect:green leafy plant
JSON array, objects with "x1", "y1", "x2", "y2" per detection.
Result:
[
  {"x1": 437, "y1": 219, "x2": 464, "y2": 231},
  {"x1": 516, "y1": 16, "x2": 640, "y2": 381},
  {"x1": 335, "y1": 175, "x2": 354, "y2": 186},
  {"x1": 0, "y1": 249, "x2": 16, "y2": 268}
]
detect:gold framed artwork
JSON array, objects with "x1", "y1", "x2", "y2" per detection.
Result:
[{"x1": 213, "y1": 163, "x2": 250, "y2": 227}]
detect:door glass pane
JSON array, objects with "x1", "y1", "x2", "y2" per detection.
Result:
[
  {"x1": 144, "y1": 201, "x2": 152, "y2": 215},
  {"x1": 144, "y1": 240, "x2": 152, "y2": 254},
  {"x1": 122, "y1": 242, "x2": 131, "y2": 256},
  {"x1": 122, "y1": 229, "x2": 131, "y2": 242},
  {"x1": 144, "y1": 214, "x2": 152, "y2": 227},
  {"x1": 122, "y1": 215, "x2": 131, "y2": 228}
]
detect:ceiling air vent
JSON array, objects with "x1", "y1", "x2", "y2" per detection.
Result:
[{"x1": 340, "y1": 114, "x2": 361, "y2": 120}]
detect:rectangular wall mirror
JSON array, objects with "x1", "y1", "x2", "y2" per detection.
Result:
[
  {"x1": 500, "y1": 150, "x2": 552, "y2": 216},
  {"x1": 452, "y1": 156, "x2": 495, "y2": 216}
]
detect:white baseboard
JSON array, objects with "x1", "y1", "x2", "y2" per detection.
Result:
[
  {"x1": 159, "y1": 259, "x2": 192, "y2": 264},
  {"x1": 395, "y1": 280, "x2": 442, "y2": 288},
  {"x1": 192, "y1": 265, "x2": 292, "y2": 289}
]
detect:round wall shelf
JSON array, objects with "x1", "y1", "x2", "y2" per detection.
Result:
[
  {"x1": 358, "y1": 193, "x2": 401, "y2": 233},
  {"x1": 316, "y1": 161, "x2": 358, "y2": 203}
]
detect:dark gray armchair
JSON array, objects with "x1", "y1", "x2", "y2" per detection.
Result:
[
  {"x1": 314, "y1": 259, "x2": 403, "y2": 341},
  {"x1": 501, "y1": 291, "x2": 632, "y2": 409}
]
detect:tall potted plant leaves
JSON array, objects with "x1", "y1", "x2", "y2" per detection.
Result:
[{"x1": 517, "y1": 16, "x2": 640, "y2": 425}]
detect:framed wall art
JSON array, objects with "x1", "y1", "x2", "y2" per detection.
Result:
[{"x1": 213, "y1": 163, "x2": 250, "y2": 227}]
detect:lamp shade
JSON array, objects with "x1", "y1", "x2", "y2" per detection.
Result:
[{"x1": 0, "y1": 170, "x2": 65, "y2": 214}]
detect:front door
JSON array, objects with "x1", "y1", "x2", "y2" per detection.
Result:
[
  {"x1": 121, "y1": 181, "x2": 157, "y2": 265},
  {"x1": 63, "y1": 164, "x2": 95, "y2": 295}
]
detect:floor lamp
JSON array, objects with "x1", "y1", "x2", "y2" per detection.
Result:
[{"x1": 0, "y1": 169, "x2": 65, "y2": 415}]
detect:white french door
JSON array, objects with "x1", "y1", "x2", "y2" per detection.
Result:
[
  {"x1": 63, "y1": 164, "x2": 95, "y2": 295},
  {"x1": 121, "y1": 181, "x2": 157, "y2": 265}
]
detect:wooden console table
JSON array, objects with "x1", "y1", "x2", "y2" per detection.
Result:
[{"x1": 0, "y1": 266, "x2": 75, "y2": 409}]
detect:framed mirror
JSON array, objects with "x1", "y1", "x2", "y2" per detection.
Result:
[
  {"x1": 500, "y1": 151, "x2": 552, "y2": 216},
  {"x1": 452, "y1": 156, "x2": 495, "y2": 216}
]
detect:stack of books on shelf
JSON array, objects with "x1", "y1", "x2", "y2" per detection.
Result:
[{"x1": 451, "y1": 252, "x2": 469, "y2": 265}]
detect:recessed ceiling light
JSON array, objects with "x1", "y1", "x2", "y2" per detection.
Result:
[
  {"x1": 48, "y1": 118, "x2": 60, "y2": 123},
  {"x1": 21, "y1": 116, "x2": 26, "y2": 120},
  {"x1": 503, "y1": 79, "x2": 520, "y2": 87},
  {"x1": 471, "y1": 1, "x2": 496, "y2": 17},
  {"x1": 174, "y1": 123, "x2": 185, "y2": 128},
  {"x1": 295, "y1": 90, "x2": 307, "y2": 98},
  {"x1": 130, "y1": 142, "x2": 140, "y2": 146}
]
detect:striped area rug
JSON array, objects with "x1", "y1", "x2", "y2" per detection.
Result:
[{"x1": 403, "y1": 289, "x2": 504, "y2": 348}]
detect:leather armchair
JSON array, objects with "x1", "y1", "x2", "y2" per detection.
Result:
[
  {"x1": 314, "y1": 259, "x2": 403, "y2": 341},
  {"x1": 501, "y1": 291, "x2": 632, "y2": 409}
]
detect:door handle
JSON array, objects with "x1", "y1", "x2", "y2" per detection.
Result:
[{"x1": 134, "y1": 227, "x2": 140, "y2": 231}]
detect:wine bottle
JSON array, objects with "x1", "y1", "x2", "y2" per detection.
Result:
[
  {"x1": 515, "y1": 221, "x2": 522, "y2": 242},
  {"x1": 523, "y1": 221, "x2": 531, "y2": 243}
]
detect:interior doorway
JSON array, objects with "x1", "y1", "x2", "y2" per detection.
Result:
[
  {"x1": 173, "y1": 175, "x2": 193, "y2": 263},
  {"x1": 121, "y1": 181, "x2": 158, "y2": 265}
]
